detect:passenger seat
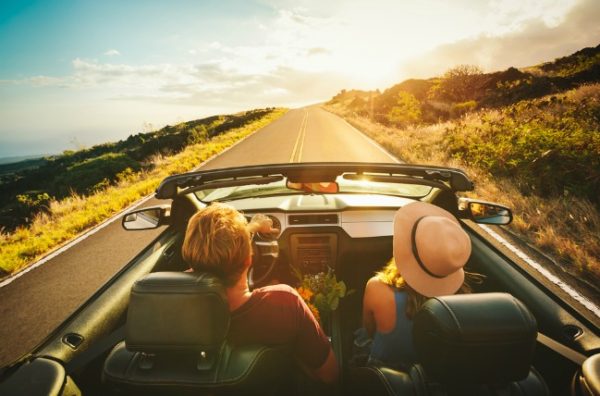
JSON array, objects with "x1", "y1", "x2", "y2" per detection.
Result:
[{"x1": 347, "y1": 293, "x2": 549, "y2": 395}]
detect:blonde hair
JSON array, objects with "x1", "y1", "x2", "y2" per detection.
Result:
[
  {"x1": 182, "y1": 203, "x2": 251, "y2": 286},
  {"x1": 376, "y1": 259, "x2": 484, "y2": 319}
]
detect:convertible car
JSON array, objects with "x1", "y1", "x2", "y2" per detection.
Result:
[{"x1": 1, "y1": 162, "x2": 598, "y2": 395}]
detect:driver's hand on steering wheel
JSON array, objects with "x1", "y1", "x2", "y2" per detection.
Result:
[{"x1": 247, "y1": 214, "x2": 279, "y2": 236}]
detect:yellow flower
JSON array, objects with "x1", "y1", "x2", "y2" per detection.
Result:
[
  {"x1": 307, "y1": 302, "x2": 321, "y2": 324},
  {"x1": 297, "y1": 287, "x2": 314, "y2": 301}
]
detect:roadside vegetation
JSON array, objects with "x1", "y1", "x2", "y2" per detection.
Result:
[
  {"x1": 0, "y1": 109, "x2": 279, "y2": 230},
  {"x1": 0, "y1": 108, "x2": 287, "y2": 277},
  {"x1": 326, "y1": 43, "x2": 600, "y2": 288}
]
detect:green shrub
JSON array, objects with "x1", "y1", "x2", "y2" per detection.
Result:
[
  {"x1": 53, "y1": 153, "x2": 141, "y2": 195},
  {"x1": 451, "y1": 100, "x2": 477, "y2": 117},
  {"x1": 386, "y1": 92, "x2": 421, "y2": 127},
  {"x1": 430, "y1": 65, "x2": 484, "y2": 102},
  {"x1": 445, "y1": 87, "x2": 600, "y2": 205}
]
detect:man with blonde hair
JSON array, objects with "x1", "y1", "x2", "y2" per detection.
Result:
[{"x1": 182, "y1": 203, "x2": 339, "y2": 384}]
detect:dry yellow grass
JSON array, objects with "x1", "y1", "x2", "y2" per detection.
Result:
[
  {"x1": 0, "y1": 109, "x2": 287, "y2": 275},
  {"x1": 325, "y1": 105, "x2": 600, "y2": 284}
]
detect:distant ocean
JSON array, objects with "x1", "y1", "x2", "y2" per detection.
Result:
[{"x1": 0, "y1": 154, "x2": 50, "y2": 166}]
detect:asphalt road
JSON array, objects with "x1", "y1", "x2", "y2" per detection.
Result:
[{"x1": 0, "y1": 106, "x2": 397, "y2": 367}]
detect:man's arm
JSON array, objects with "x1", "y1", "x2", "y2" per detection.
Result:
[
  {"x1": 314, "y1": 348, "x2": 339, "y2": 384},
  {"x1": 292, "y1": 291, "x2": 339, "y2": 384},
  {"x1": 247, "y1": 213, "x2": 279, "y2": 235}
]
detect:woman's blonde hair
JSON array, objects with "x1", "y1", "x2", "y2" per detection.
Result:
[
  {"x1": 376, "y1": 259, "x2": 484, "y2": 319},
  {"x1": 182, "y1": 203, "x2": 251, "y2": 286}
]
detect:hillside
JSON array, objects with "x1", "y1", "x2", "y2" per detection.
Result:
[
  {"x1": 0, "y1": 108, "x2": 287, "y2": 276},
  {"x1": 325, "y1": 44, "x2": 600, "y2": 290},
  {"x1": 329, "y1": 43, "x2": 600, "y2": 123},
  {"x1": 328, "y1": 43, "x2": 600, "y2": 207},
  {"x1": 0, "y1": 109, "x2": 276, "y2": 231}
]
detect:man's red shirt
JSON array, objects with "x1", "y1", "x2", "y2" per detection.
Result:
[{"x1": 228, "y1": 284, "x2": 330, "y2": 369}]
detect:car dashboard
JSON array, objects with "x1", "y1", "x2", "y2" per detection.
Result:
[{"x1": 229, "y1": 193, "x2": 416, "y2": 276}]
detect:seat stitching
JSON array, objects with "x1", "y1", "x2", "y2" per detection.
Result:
[
  {"x1": 436, "y1": 298, "x2": 462, "y2": 333},
  {"x1": 371, "y1": 367, "x2": 397, "y2": 396}
]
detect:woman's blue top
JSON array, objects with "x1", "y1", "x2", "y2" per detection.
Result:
[{"x1": 369, "y1": 289, "x2": 417, "y2": 368}]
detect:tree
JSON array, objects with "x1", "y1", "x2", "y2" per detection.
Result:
[
  {"x1": 433, "y1": 64, "x2": 483, "y2": 102},
  {"x1": 386, "y1": 92, "x2": 421, "y2": 127}
]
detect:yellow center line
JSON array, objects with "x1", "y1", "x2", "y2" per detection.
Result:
[
  {"x1": 289, "y1": 110, "x2": 308, "y2": 162},
  {"x1": 297, "y1": 111, "x2": 308, "y2": 162}
]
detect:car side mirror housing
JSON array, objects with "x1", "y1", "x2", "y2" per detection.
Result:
[
  {"x1": 122, "y1": 205, "x2": 171, "y2": 230},
  {"x1": 458, "y1": 198, "x2": 512, "y2": 225}
]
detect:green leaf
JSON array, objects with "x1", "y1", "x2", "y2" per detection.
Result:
[
  {"x1": 314, "y1": 294, "x2": 326, "y2": 310},
  {"x1": 329, "y1": 296, "x2": 339, "y2": 311}
]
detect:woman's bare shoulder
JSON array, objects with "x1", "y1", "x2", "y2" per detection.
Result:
[
  {"x1": 365, "y1": 276, "x2": 393, "y2": 298},
  {"x1": 366, "y1": 275, "x2": 387, "y2": 288}
]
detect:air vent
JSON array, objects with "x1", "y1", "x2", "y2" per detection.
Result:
[{"x1": 289, "y1": 214, "x2": 338, "y2": 225}]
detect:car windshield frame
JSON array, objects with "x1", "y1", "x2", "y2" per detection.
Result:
[
  {"x1": 155, "y1": 162, "x2": 474, "y2": 200},
  {"x1": 193, "y1": 176, "x2": 434, "y2": 202}
]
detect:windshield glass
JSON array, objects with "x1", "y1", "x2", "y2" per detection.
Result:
[{"x1": 193, "y1": 176, "x2": 433, "y2": 202}]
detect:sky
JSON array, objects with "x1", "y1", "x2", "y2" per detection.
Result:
[{"x1": 0, "y1": 0, "x2": 599, "y2": 158}]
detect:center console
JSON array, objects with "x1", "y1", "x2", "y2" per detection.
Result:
[{"x1": 290, "y1": 233, "x2": 338, "y2": 274}]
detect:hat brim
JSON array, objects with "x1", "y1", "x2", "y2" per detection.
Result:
[{"x1": 393, "y1": 202, "x2": 466, "y2": 297}]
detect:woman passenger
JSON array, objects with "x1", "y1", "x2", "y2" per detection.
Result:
[{"x1": 362, "y1": 201, "x2": 481, "y2": 369}]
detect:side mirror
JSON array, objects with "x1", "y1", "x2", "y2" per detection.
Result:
[
  {"x1": 458, "y1": 198, "x2": 512, "y2": 225},
  {"x1": 122, "y1": 205, "x2": 170, "y2": 230}
]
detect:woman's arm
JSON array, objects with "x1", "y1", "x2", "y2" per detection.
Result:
[{"x1": 362, "y1": 277, "x2": 378, "y2": 337}]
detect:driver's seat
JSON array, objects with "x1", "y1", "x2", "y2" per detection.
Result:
[{"x1": 102, "y1": 272, "x2": 292, "y2": 395}]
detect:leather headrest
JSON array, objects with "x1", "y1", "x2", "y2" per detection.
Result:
[
  {"x1": 413, "y1": 293, "x2": 537, "y2": 384},
  {"x1": 126, "y1": 272, "x2": 229, "y2": 353}
]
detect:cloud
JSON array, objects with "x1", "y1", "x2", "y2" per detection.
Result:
[
  {"x1": 67, "y1": 58, "x2": 203, "y2": 94},
  {"x1": 2, "y1": 54, "x2": 349, "y2": 109},
  {"x1": 398, "y1": 0, "x2": 600, "y2": 78},
  {"x1": 153, "y1": 64, "x2": 349, "y2": 107},
  {"x1": 0, "y1": 75, "x2": 65, "y2": 87},
  {"x1": 306, "y1": 47, "x2": 331, "y2": 56},
  {"x1": 5, "y1": 0, "x2": 597, "y2": 111},
  {"x1": 103, "y1": 49, "x2": 120, "y2": 56}
]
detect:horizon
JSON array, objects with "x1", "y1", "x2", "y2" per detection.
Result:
[{"x1": 1, "y1": 0, "x2": 599, "y2": 158}]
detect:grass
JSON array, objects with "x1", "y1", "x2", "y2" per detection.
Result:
[
  {"x1": 0, "y1": 108, "x2": 287, "y2": 276},
  {"x1": 324, "y1": 86, "x2": 600, "y2": 287}
]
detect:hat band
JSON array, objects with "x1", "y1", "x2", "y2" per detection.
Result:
[{"x1": 411, "y1": 216, "x2": 446, "y2": 279}]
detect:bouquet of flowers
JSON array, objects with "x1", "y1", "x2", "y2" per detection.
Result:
[{"x1": 295, "y1": 268, "x2": 352, "y2": 324}]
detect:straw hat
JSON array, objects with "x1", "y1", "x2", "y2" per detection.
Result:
[{"x1": 393, "y1": 202, "x2": 471, "y2": 297}]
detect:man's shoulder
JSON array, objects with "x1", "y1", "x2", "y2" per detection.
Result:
[
  {"x1": 254, "y1": 283, "x2": 300, "y2": 299},
  {"x1": 251, "y1": 284, "x2": 305, "y2": 310}
]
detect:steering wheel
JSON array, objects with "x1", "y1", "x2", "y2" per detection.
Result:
[{"x1": 248, "y1": 229, "x2": 280, "y2": 289}]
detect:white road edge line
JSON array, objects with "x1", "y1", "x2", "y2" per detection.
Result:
[
  {"x1": 0, "y1": 118, "x2": 275, "y2": 289},
  {"x1": 479, "y1": 224, "x2": 600, "y2": 319},
  {"x1": 0, "y1": 194, "x2": 154, "y2": 289},
  {"x1": 338, "y1": 117, "x2": 401, "y2": 164}
]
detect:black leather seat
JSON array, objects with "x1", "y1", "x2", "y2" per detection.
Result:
[
  {"x1": 102, "y1": 272, "x2": 292, "y2": 395},
  {"x1": 347, "y1": 293, "x2": 549, "y2": 396}
]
